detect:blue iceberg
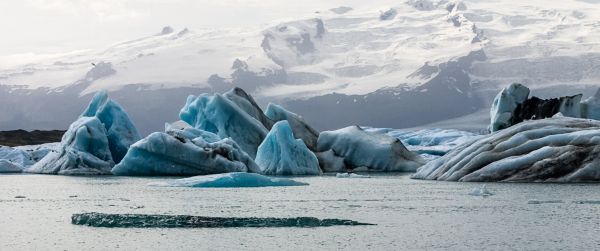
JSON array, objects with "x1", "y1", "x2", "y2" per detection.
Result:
[
  {"x1": 490, "y1": 83, "x2": 530, "y2": 132},
  {"x1": 255, "y1": 121, "x2": 321, "y2": 176},
  {"x1": 179, "y1": 88, "x2": 270, "y2": 158},
  {"x1": 265, "y1": 103, "x2": 319, "y2": 151},
  {"x1": 317, "y1": 126, "x2": 425, "y2": 172},
  {"x1": 582, "y1": 88, "x2": 600, "y2": 120},
  {"x1": 26, "y1": 117, "x2": 114, "y2": 175},
  {"x1": 149, "y1": 172, "x2": 308, "y2": 188},
  {"x1": 112, "y1": 126, "x2": 259, "y2": 176},
  {"x1": 81, "y1": 91, "x2": 141, "y2": 163}
]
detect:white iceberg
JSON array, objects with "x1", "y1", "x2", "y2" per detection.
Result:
[
  {"x1": 148, "y1": 172, "x2": 308, "y2": 188},
  {"x1": 413, "y1": 117, "x2": 600, "y2": 182},
  {"x1": 255, "y1": 121, "x2": 321, "y2": 176},
  {"x1": 490, "y1": 83, "x2": 530, "y2": 132},
  {"x1": 317, "y1": 126, "x2": 425, "y2": 172}
]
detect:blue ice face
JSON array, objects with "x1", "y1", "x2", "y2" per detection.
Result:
[
  {"x1": 80, "y1": 91, "x2": 141, "y2": 163},
  {"x1": 26, "y1": 117, "x2": 114, "y2": 175},
  {"x1": 179, "y1": 92, "x2": 269, "y2": 158},
  {"x1": 149, "y1": 172, "x2": 308, "y2": 188},
  {"x1": 255, "y1": 121, "x2": 321, "y2": 176},
  {"x1": 264, "y1": 103, "x2": 319, "y2": 151},
  {"x1": 112, "y1": 129, "x2": 259, "y2": 176}
]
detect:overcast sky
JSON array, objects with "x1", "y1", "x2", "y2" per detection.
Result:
[{"x1": 0, "y1": 0, "x2": 396, "y2": 57}]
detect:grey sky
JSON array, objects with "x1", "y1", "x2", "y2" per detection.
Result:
[{"x1": 0, "y1": 0, "x2": 395, "y2": 57}]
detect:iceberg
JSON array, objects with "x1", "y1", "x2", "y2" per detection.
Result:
[
  {"x1": 15, "y1": 143, "x2": 59, "y2": 163},
  {"x1": 413, "y1": 117, "x2": 600, "y2": 182},
  {"x1": 265, "y1": 103, "x2": 319, "y2": 151},
  {"x1": 582, "y1": 88, "x2": 600, "y2": 120},
  {"x1": 490, "y1": 83, "x2": 530, "y2": 132},
  {"x1": 26, "y1": 117, "x2": 114, "y2": 175},
  {"x1": 179, "y1": 88, "x2": 270, "y2": 158},
  {"x1": 317, "y1": 126, "x2": 425, "y2": 172},
  {"x1": 80, "y1": 91, "x2": 141, "y2": 163},
  {"x1": 72, "y1": 212, "x2": 373, "y2": 228},
  {"x1": 149, "y1": 172, "x2": 308, "y2": 187},
  {"x1": 255, "y1": 121, "x2": 321, "y2": 175},
  {"x1": 112, "y1": 128, "x2": 258, "y2": 176},
  {"x1": 0, "y1": 159, "x2": 23, "y2": 173},
  {"x1": 335, "y1": 173, "x2": 370, "y2": 178},
  {"x1": 468, "y1": 185, "x2": 494, "y2": 197}
]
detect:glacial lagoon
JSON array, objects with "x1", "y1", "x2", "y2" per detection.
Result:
[{"x1": 2, "y1": 173, "x2": 600, "y2": 250}]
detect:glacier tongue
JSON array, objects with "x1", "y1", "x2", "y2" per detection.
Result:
[
  {"x1": 26, "y1": 117, "x2": 114, "y2": 175},
  {"x1": 255, "y1": 121, "x2": 321, "y2": 176}
]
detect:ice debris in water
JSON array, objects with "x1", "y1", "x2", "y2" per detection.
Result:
[
  {"x1": 336, "y1": 173, "x2": 370, "y2": 178},
  {"x1": 468, "y1": 185, "x2": 494, "y2": 197},
  {"x1": 148, "y1": 172, "x2": 307, "y2": 188},
  {"x1": 71, "y1": 212, "x2": 374, "y2": 228},
  {"x1": 527, "y1": 200, "x2": 563, "y2": 204}
]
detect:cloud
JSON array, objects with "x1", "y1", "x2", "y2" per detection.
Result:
[{"x1": 26, "y1": 0, "x2": 145, "y2": 21}]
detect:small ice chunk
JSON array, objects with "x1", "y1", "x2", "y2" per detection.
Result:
[
  {"x1": 528, "y1": 200, "x2": 563, "y2": 204},
  {"x1": 148, "y1": 172, "x2": 307, "y2": 188},
  {"x1": 468, "y1": 185, "x2": 494, "y2": 197},
  {"x1": 336, "y1": 173, "x2": 370, "y2": 178}
]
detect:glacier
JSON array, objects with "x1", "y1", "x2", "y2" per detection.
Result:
[
  {"x1": 26, "y1": 117, "x2": 115, "y2": 175},
  {"x1": 112, "y1": 126, "x2": 259, "y2": 176},
  {"x1": 316, "y1": 126, "x2": 425, "y2": 172},
  {"x1": 80, "y1": 91, "x2": 141, "y2": 163},
  {"x1": 363, "y1": 127, "x2": 481, "y2": 161},
  {"x1": 149, "y1": 172, "x2": 307, "y2": 188},
  {"x1": 255, "y1": 121, "x2": 321, "y2": 176},
  {"x1": 179, "y1": 88, "x2": 270, "y2": 158},
  {"x1": 412, "y1": 117, "x2": 600, "y2": 182},
  {"x1": 265, "y1": 103, "x2": 319, "y2": 151}
]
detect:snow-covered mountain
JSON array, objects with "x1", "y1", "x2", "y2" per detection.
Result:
[{"x1": 1, "y1": 0, "x2": 599, "y2": 134}]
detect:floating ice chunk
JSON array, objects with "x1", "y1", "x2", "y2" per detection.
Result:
[
  {"x1": 179, "y1": 88, "x2": 270, "y2": 158},
  {"x1": 255, "y1": 121, "x2": 321, "y2": 176},
  {"x1": 468, "y1": 185, "x2": 494, "y2": 197},
  {"x1": 149, "y1": 172, "x2": 308, "y2": 187},
  {"x1": 81, "y1": 91, "x2": 141, "y2": 163},
  {"x1": 26, "y1": 117, "x2": 114, "y2": 175},
  {"x1": 0, "y1": 159, "x2": 23, "y2": 173},
  {"x1": 336, "y1": 173, "x2": 370, "y2": 178},
  {"x1": 490, "y1": 83, "x2": 530, "y2": 132},
  {"x1": 265, "y1": 103, "x2": 319, "y2": 151},
  {"x1": 72, "y1": 212, "x2": 374, "y2": 228},
  {"x1": 112, "y1": 129, "x2": 258, "y2": 176},
  {"x1": 527, "y1": 200, "x2": 563, "y2": 204},
  {"x1": 573, "y1": 200, "x2": 600, "y2": 204},
  {"x1": 317, "y1": 126, "x2": 425, "y2": 172},
  {"x1": 581, "y1": 88, "x2": 600, "y2": 120},
  {"x1": 413, "y1": 117, "x2": 600, "y2": 182}
]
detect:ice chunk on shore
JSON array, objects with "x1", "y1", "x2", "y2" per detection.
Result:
[
  {"x1": 413, "y1": 117, "x2": 600, "y2": 182},
  {"x1": 179, "y1": 89, "x2": 269, "y2": 158},
  {"x1": 317, "y1": 126, "x2": 425, "y2": 172},
  {"x1": 149, "y1": 172, "x2": 308, "y2": 187},
  {"x1": 265, "y1": 103, "x2": 319, "y2": 151},
  {"x1": 26, "y1": 117, "x2": 114, "y2": 175},
  {"x1": 112, "y1": 129, "x2": 258, "y2": 176},
  {"x1": 255, "y1": 121, "x2": 321, "y2": 176},
  {"x1": 81, "y1": 91, "x2": 141, "y2": 163}
]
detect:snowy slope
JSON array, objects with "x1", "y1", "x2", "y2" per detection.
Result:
[{"x1": 0, "y1": 0, "x2": 599, "y2": 133}]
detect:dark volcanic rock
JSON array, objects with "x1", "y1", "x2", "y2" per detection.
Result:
[
  {"x1": 72, "y1": 212, "x2": 374, "y2": 228},
  {"x1": 0, "y1": 130, "x2": 64, "y2": 147}
]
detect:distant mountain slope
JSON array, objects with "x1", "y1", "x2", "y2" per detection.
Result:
[{"x1": 0, "y1": 0, "x2": 599, "y2": 133}]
